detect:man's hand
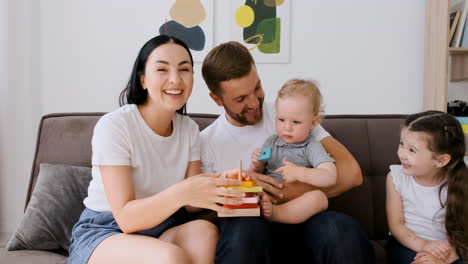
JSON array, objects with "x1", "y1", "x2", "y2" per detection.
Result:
[
  {"x1": 247, "y1": 171, "x2": 284, "y2": 203},
  {"x1": 275, "y1": 158, "x2": 304, "y2": 183}
]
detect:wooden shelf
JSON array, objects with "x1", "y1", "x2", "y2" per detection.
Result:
[
  {"x1": 449, "y1": 49, "x2": 468, "y2": 82},
  {"x1": 449, "y1": 47, "x2": 468, "y2": 53},
  {"x1": 424, "y1": 0, "x2": 468, "y2": 111},
  {"x1": 424, "y1": 0, "x2": 449, "y2": 111},
  {"x1": 450, "y1": 51, "x2": 468, "y2": 81}
]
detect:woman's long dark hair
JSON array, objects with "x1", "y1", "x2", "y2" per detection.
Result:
[
  {"x1": 119, "y1": 35, "x2": 193, "y2": 115},
  {"x1": 405, "y1": 110, "x2": 468, "y2": 257}
]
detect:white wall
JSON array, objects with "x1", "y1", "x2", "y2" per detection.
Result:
[
  {"x1": 1, "y1": 0, "x2": 427, "y2": 232},
  {"x1": 0, "y1": 0, "x2": 8, "y2": 234},
  {"x1": 38, "y1": 0, "x2": 427, "y2": 116},
  {"x1": 1, "y1": 0, "x2": 41, "y2": 233}
]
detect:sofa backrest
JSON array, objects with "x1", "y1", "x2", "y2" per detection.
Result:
[
  {"x1": 321, "y1": 115, "x2": 406, "y2": 240},
  {"x1": 26, "y1": 113, "x2": 406, "y2": 240}
]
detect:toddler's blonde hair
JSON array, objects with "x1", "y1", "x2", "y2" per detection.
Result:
[{"x1": 277, "y1": 79, "x2": 323, "y2": 117}]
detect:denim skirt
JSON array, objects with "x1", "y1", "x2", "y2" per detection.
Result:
[{"x1": 68, "y1": 207, "x2": 191, "y2": 264}]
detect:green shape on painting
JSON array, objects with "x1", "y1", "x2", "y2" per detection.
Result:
[
  {"x1": 258, "y1": 18, "x2": 280, "y2": 53},
  {"x1": 243, "y1": 0, "x2": 276, "y2": 44},
  {"x1": 256, "y1": 17, "x2": 276, "y2": 44}
]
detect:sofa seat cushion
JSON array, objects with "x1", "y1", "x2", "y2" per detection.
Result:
[{"x1": 0, "y1": 247, "x2": 67, "y2": 264}]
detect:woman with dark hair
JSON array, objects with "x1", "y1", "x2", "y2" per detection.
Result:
[{"x1": 68, "y1": 35, "x2": 245, "y2": 264}]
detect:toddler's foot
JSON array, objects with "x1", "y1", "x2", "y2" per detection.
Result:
[{"x1": 261, "y1": 195, "x2": 276, "y2": 221}]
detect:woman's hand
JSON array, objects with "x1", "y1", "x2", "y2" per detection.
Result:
[
  {"x1": 179, "y1": 172, "x2": 246, "y2": 214},
  {"x1": 221, "y1": 168, "x2": 250, "y2": 181}
]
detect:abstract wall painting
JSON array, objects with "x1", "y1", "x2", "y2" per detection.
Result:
[
  {"x1": 158, "y1": 0, "x2": 214, "y2": 62},
  {"x1": 230, "y1": 0, "x2": 290, "y2": 63}
]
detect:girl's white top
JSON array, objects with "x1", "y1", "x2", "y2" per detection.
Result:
[{"x1": 390, "y1": 165, "x2": 447, "y2": 241}]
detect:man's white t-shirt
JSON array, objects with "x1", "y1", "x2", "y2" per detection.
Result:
[
  {"x1": 390, "y1": 165, "x2": 447, "y2": 241},
  {"x1": 200, "y1": 102, "x2": 330, "y2": 173},
  {"x1": 83, "y1": 104, "x2": 201, "y2": 212}
]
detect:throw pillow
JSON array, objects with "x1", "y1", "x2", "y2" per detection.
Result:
[{"x1": 6, "y1": 163, "x2": 92, "y2": 251}]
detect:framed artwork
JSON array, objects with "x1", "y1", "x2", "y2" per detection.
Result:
[
  {"x1": 157, "y1": 0, "x2": 214, "y2": 62},
  {"x1": 229, "y1": 0, "x2": 290, "y2": 63}
]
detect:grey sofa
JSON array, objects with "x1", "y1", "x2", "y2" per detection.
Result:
[{"x1": 0, "y1": 112, "x2": 465, "y2": 264}]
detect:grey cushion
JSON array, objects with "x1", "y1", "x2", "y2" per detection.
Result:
[{"x1": 6, "y1": 163, "x2": 91, "y2": 251}]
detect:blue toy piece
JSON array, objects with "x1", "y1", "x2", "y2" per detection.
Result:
[{"x1": 258, "y1": 147, "x2": 272, "y2": 162}]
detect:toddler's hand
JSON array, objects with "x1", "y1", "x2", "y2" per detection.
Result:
[
  {"x1": 250, "y1": 148, "x2": 264, "y2": 172},
  {"x1": 275, "y1": 158, "x2": 303, "y2": 183}
]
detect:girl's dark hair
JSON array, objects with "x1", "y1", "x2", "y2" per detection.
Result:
[
  {"x1": 119, "y1": 34, "x2": 193, "y2": 115},
  {"x1": 405, "y1": 110, "x2": 468, "y2": 257}
]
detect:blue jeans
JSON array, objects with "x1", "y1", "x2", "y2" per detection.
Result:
[
  {"x1": 216, "y1": 210, "x2": 375, "y2": 264},
  {"x1": 386, "y1": 235, "x2": 464, "y2": 264}
]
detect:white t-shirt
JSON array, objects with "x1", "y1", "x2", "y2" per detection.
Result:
[
  {"x1": 84, "y1": 104, "x2": 201, "y2": 212},
  {"x1": 390, "y1": 165, "x2": 447, "y2": 241},
  {"x1": 201, "y1": 101, "x2": 330, "y2": 173}
]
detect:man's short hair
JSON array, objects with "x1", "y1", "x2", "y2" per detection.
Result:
[{"x1": 202, "y1": 41, "x2": 255, "y2": 96}]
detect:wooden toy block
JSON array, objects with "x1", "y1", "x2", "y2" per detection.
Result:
[
  {"x1": 240, "y1": 180, "x2": 255, "y2": 187},
  {"x1": 240, "y1": 197, "x2": 259, "y2": 203},
  {"x1": 456, "y1": 116, "x2": 468, "y2": 124},
  {"x1": 258, "y1": 147, "x2": 272, "y2": 161},
  {"x1": 226, "y1": 186, "x2": 263, "y2": 192},
  {"x1": 463, "y1": 124, "x2": 468, "y2": 134},
  {"x1": 224, "y1": 181, "x2": 256, "y2": 188},
  {"x1": 223, "y1": 203, "x2": 259, "y2": 209},
  {"x1": 218, "y1": 208, "x2": 260, "y2": 217}
]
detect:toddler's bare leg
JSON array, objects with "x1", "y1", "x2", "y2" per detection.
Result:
[{"x1": 263, "y1": 190, "x2": 328, "y2": 224}]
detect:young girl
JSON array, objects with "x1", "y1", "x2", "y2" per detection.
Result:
[
  {"x1": 386, "y1": 111, "x2": 468, "y2": 264},
  {"x1": 250, "y1": 79, "x2": 337, "y2": 224},
  {"x1": 68, "y1": 35, "x2": 245, "y2": 264}
]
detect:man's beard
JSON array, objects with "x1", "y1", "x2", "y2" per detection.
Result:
[{"x1": 225, "y1": 96, "x2": 264, "y2": 125}]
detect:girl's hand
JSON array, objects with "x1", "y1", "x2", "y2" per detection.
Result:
[
  {"x1": 251, "y1": 148, "x2": 264, "y2": 172},
  {"x1": 180, "y1": 173, "x2": 246, "y2": 214},
  {"x1": 421, "y1": 240, "x2": 450, "y2": 262},
  {"x1": 275, "y1": 158, "x2": 304, "y2": 183},
  {"x1": 411, "y1": 252, "x2": 445, "y2": 264}
]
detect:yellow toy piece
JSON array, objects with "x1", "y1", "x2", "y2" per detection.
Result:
[
  {"x1": 226, "y1": 186, "x2": 263, "y2": 192},
  {"x1": 223, "y1": 180, "x2": 256, "y2": 188}
]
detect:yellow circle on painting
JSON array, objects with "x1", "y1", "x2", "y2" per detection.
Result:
[{"x1": 235, "y1": 5, "x2": 254, "y2": 28}]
